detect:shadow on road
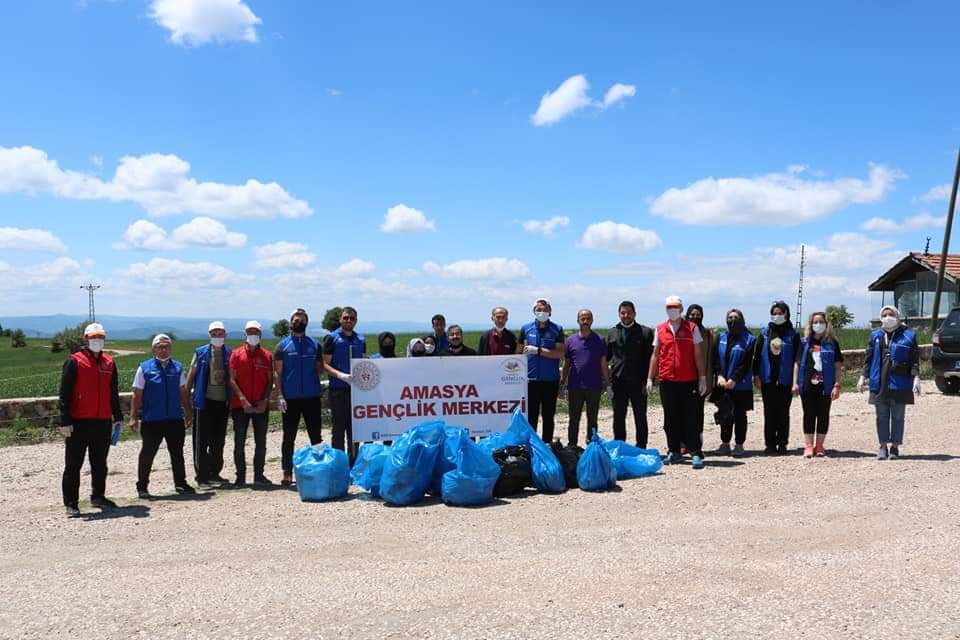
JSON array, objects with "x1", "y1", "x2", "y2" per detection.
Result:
[
  {"x1": 146, "y1": 492, "x2": 216, "y2": 503},
  {"x1": 896, "y1": 453, "x2": 959, "y2": 461},
  {"x1": 82, "y1": 504, "x2": 151, "y2": 521}
]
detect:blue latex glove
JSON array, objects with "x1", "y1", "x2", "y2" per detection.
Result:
[{"x1": 111, "y1": 422, "x2": 122, "y2": 446}]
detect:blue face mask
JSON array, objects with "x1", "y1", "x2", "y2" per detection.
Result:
[{"x1": 534, "y1": 311, "x2": 550, "y2": 323}]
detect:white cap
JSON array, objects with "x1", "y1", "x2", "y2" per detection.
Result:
[
  {"x1": 880, "y1": 305, "x2": 901, "y2": 318},
  {"x1": 208, "y1": 321, "x2": 225, "y2": 332},
  {"x1": 244, "y1": 320, "x2": 262, "y2": 331},
  {"x1": 83, "y1": 323, "x2": 106, "y2": 337},
  {"x1": 152, "y1": 333, "x2": 172, "y2": 347},
  {"x1": 665, "y1": 295, "x2": 683, "y2": 307}
]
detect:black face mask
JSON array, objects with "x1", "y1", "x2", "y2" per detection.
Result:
[
  {"x1": 379, "y1": 343, "x2": 396, "y2": 358},
  {"x1": 727, "y1": 319, "x2": 745, "y2": 334},
  {"x1": 291, "y1": 320, "x2": 306, "y2": 333}
]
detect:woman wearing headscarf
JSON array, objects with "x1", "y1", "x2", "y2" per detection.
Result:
[
  {"x1": 370, "y1": 332, "x2": 397, "y2": 359},
  {"x1": 754, "y1": 301, "x2": 801, "y2": 454},
  {"x1": 793, "y1": 312, "x2": 844, "y2": 458},
  {"x1": 421, "y1": 335, "x2": 438, "y2": 356},
  {"x1": 712, "y1": 309, "x2": 757, "y2": 456},
  {"x1": 685, "y1": 304, "x2": 713, "y2": 450},
  {"x1": 857, "y1": 305, "x2": 921, "y2": 460},
  {"x1": 406, "y1": 338, "x2": 427, "y2": 358}
]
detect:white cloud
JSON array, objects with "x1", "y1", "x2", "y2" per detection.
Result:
[
  {"x1": 578, "y1": 221, "x2": 663, "y2": 255},
  {"x1": 918, "y1": 183, "x2": 951, "y2": 202},
  {"x1": 649, "y1": 163, "x2": 906, "y2": 225},
  {"x1": 600, "y1": 83, "x2": 636, "y2": 108},
  {"x1": 0, "y1": 227, "x2": 67, "y2": 252},
  {"x1": 334, "y1": 258, "x2": 376, "y2": 278},
  {"x1": 116, "y1": 217, "x2": 247, "y2": 250},
  {"x1": 521, "y1": 215, "x2": 570, "y2": 236},
  {"x1": 328, "y1": 88, "x2": 343, "y2": 97},
  {"x1": 530, "y1": 74, "x2": 592, "y2": 126},
  {"x1": 423, "y1": 257, "x2": 530, "y2": 281},
  {"x1": 149, "y1": 0, "x2": 261, "y2": 47},
  {"x1": 860, "y1": 213, "x2": 945, "y2": 233},
  {"x1": 379, "y1": 204, "x2": 436, "y2": 233},
  {"x1": 756, "y1": 232, "x2": 897, "y2": 270},
  {"x1": 0, "y1": 145, "x2": 311, "y2": 220},
  {"x1": 118, "y1": 257, "x2": 251, "y2": 288},
  {"x1": 117, "y1": 219, "x2": 170, "y2": 251},
  {"x1": 253, "y1": 241, "x2": 316, "y2": 269},
  {"x1": 0, "y1": 256, "x2": 91, "y2": 292},
  {"x1": 90, "y1": 155, "x2": 103, "y2": 168}
]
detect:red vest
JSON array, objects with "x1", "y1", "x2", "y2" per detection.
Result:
[
  {"x1": 229, "y1": 346, "x2": 272, "y2": 409},
  {"x1": 657, "y1": 320, "x2": 698, "y2": 383},
  {"x1": 69, "y1": 350, "x2": 115, "y2": 420}
]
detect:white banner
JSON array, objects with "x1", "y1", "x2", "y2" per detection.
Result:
[{"x1": 349, "y1": 355, "x2": 528, "y2": 442}]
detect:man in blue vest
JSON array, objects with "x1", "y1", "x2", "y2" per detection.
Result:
[
  {"x1": 274, "y1": 307, "x2": 325, "y2": 486},
  {"x1": 518, "y1": 298, "x2": 565, "y2": 442},
  {"x1": 129, "y1": 334, "x2": 194, "y2": 498},
  {"x1": 323, "y1": 306, "x2": 366, "y2": 455},
  {"x1": 186, "y1": 321, "x2": 231, "y2": 485}
]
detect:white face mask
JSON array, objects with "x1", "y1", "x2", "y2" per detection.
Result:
[
  {"x1": 534, "y1": 311, "x2": 550, "y2": 323},
  {"x1": 210, "y1": 337, "x2": 225, "y2": 348},
  {"x1": 621, "y1": 320, "x2": 635, "y2": 328},
  {"x1": 424, "y1": 343, "x2": 436, "y2": 354},
  {"x1": 87, "y1": 339, "x2": 104, "y2": 353},
  {"x1": 812, "y1": 323, "x2": 826, "y2": 335},
  {"x1": 881, "y1": 315, "x2": 899, "y2": 330},
  {"x1": 246, "y1": 334, "x2": 261, "y2": 346},
  {"x1": 666, "y1": 308, "x2": 682, "y2": 321},
  {"x1": 770, "y1": 314, "x2": 786, "y2": 325}
]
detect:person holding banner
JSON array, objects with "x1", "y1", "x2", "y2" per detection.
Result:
[
  {"x1": 441, "y1": 325, "x2": 477, "y2": 356},
  {"x1": 323, "y1": 306, "x2": 366, "y2": 454},
  {"x1": 478, "y1": 306, "x2": 518, "y2": 355},
  {"x1": 606, "y1": 301, "x2": 655, "y2": 447},
  {"x1": 561, "y1": 308, "x2": 608, "y2": 446},
  {"x1": 518, "y1": 298, "x2": 565, "y2": 443}
]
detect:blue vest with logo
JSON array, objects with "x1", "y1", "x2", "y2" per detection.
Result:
[
  {"x1": 521, "y1": 320, "x2": 564, "y2": 382},
  {"x1": 868, "y1": 327, "x2": 915, "y2": 393},
  {"x1": 798, "y1": 338, "x2": 837, "y2": 397},
  {"x1": 191, "y1": 344, "x2": 232, "y2": 409},
  {"x1": 277, "y1": 335, "x2": 322, "y2": 399},
  {"x1": 758, "y1": 326, "x2": 796, "y2": 386},
  {"x1": 717, "y1": 331, "x2": 756, "y2": 392},
  {"x1": 140, "y1": 358, "x2": 184, "y2": 422},
  {"x1": 327, "y1": 328, "x2": 366, "y2": 390}
]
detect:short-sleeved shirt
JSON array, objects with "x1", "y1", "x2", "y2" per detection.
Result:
[
  {"x1": 520, "y1": 320, "x2": 564, "y2": 382},
  {"x1": 565, "y1": 331, "x2": 605, "y2": 390},
  {"x1": 323, "y1": 328, "x2": 366, "y2": 390},
  {"x1": 134, "y1": 362, "x2": 187, "y2": 389},
  {"x1": 652, "y1": 321, "x2": 703, "y2": 347}
]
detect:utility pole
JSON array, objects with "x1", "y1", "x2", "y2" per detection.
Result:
[
  {"x1": 796, "y1": 244, "x2": 805, "y2": 324},
  {"x1": 80, "y1": 283, "x2": 101, "y2": 322},
  {"x1": 930, "y1": 147, "x2": 960, "y2": 333}
]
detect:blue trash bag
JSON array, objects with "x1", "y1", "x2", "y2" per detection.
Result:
[
  {"x1": 430, "y1": 426, "x2": 471, "y2": 495},
  {"x1": 602, "y1": 440, "x2": 663, "y2": 479},
  {"x1": 351, "y1": 442, "x2": 391, "y2": 497},
  {"x1": 380, "y1": 420, "x2": 446, "y2": 506},
  {"x1": 503, "y1": 409, "x2": 566, "y2": 492},
  {"x1": 441, "y1": 438, "x2": 501, "y2": 506},
  {"x1": 577, "y1": 433, "x2": 618, "y2": 492},
  {"x1": 293, "y1": 443, "x2": 351, "y2": 502}
]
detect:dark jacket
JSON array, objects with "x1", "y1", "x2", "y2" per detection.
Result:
[
  {"x1": 441, "y1": 345, "x2": 478, "y2": 356},
  {"x1": 605, "y1": 323, "x2": 654, "y2": 385},
  {"x1": 478, "y1": 328, "x2": 518, "y2": 355}
]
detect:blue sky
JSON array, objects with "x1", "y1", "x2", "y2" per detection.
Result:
[{"x1": 1, "y1": 1, "x2": 958, "y2": 332}]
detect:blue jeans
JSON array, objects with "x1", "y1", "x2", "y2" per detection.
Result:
[{"x1": 874, "y1": 398, "x2": 906, "y2": 445}]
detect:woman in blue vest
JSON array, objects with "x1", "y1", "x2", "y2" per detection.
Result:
[
  {"x1": 857, "y1": 305, "x2": 921, "y2": 460},
  {"x1": 793, "y1": 312, "x2": 844, "y2": 458},
  {"x1": 754, "y1": 301, "x2": 801, "y2": 455},
  {"x1": 712, "y1": 309, "x2": 757, "y2": 456},
  {"x1": 129, "y1": 334, "x2": 194, "y2": 498},
  {"x1": 518, "y1": 298, "x2": 565, "y2": 443}
]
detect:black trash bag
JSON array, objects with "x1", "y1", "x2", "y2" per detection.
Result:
[
  {"x1": 491, "y1": 444, "x2": 532, "y2": 497},
  {"x1": 550, "y1": 441, "x2": 583, "y2": 489}
]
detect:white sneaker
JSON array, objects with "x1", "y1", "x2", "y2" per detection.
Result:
[{"x1": 877, "y1": 445, "x2": 888, "y2": 460}]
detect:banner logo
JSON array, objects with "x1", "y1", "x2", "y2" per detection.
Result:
[{"x1": 351, "y1": 360, "x2": 381, "y2": 391}]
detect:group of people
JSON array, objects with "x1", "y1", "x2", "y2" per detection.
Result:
[{"x1": 57, "y1": 298, "x2": 922, "y2": 516}]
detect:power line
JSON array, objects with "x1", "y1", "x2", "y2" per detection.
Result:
[
  {"x1": 80, "y1": 282, "x2": 101, "y2": 322},
  {"x1": 796, "y1": 244, "x2": 805, "y2": 324}
]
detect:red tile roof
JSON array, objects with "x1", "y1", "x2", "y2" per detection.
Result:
[{"x1": 913, "y1": 252, "x2": 960, "y2": 278}]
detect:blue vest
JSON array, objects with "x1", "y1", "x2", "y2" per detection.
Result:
[
  {"x1": 191, "y1": 344, "x2": 232, "y2": 409},
  {"x1": 758, "y1": 326, "x2": 796, "y2": 386},
  {"x1": 868, "y1": 327, "x2": 916, "y2": 393},
  {"x1": 327, "y1": 328, "x2": 365, "y2": 390},
  {"x1": 277, "y1": 335, "x2": 322, "y2": 399},
  {"x1": 140, "y1": 358, "x2": 184, "y2": 422},
  {"x1": 717, "y1": 331, "x2": 756, "y2": 392},
  {"x1": 798, "y1": 338, "x2": 837, "y2": 397},
  {"x1": 521, "y1": 320, "x2": 564, "y2": 382}
]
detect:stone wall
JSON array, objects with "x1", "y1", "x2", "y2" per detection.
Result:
[{"x1": 0, "y1": 393, "x2": 133, "y2": 427}]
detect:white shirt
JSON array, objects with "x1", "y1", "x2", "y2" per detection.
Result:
[
  {"x1": 132, "y1": 363, "x2": 187, "y2": 390},
  {"x1": 652, "y1": 321, "x2": 703, "y2": 348}
]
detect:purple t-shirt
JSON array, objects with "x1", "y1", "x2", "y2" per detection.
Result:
[{"x1": 567, "y1": 331, "x2": 605, "y2": 390}]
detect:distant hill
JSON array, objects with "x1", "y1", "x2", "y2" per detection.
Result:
[{"x1": 0, "y1": 314, "x2": 482, "y2": 340}]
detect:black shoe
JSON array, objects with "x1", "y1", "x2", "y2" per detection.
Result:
[
  {"x1": 253, "y1": 475, "x2": 273, "y2": 486},
  {"x1": 764, "y1": 446, "x2": 778, "y2": 455},
  {"x1": 776, "y1": 444, "x2": 788, "y2": 455},
  {"x1": 137, "y1": 489, "x2": 152, "y2": 500},
  {"x1": 90, "y1": 495, "x2": 118, "y2": 509},
  {"x1": 175, "y1": 484, "x2": 196, "y2": 494},
  {"x1": 234, "y1": 478, "x2": 246, "y2": 488},
  {"x1": 210, "y1": 474, "x2": 229, "y2": 483},
  {"x1": 65, "y1": 504, "x2": 81, "y2": 517},
  {"x1": 196, "y1": 477, "x2": 212, "y2": 486}
]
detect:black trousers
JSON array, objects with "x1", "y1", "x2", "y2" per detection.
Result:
[
  {"x1": 567, "y1": 388, "x2": 601, "y2": 446},
  {"x1": 329, "y1": 389, "x2": 353, "y2": 454},
  {"x1": 720, "y1": 410, "x2": 748, "y2": 445},
  {"x1": 660, "y1": 380, "x2": 702, "y2": 456},
  {"x1": 281, "y1": 396, "x2": 324, "y2": 472},
  {"x1": 611, "y1": 379, "x2": 649, "y2": 447},
  {"x1": 232, "y1": 409, "x2": 268, "y2": 480},
  {"x1": 801, "y1": 390, "x2": 832, "y2": 435},
  {"x1": 761, "y1": 383, "x2": 793, "y2": 448},
  {"x1": 528, "y1": 380, "x2": 559, "y2": 443},
  {"x1": 137, "y1": 419, "x2": 187, "y2": 491},
  {"x1": 62, "y1": 419, "x2": 111, "y2": 506},
  {"x1": 192, "y1": 399, "x2": 228, "y2": 482}
]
